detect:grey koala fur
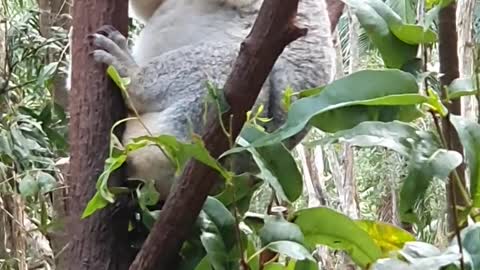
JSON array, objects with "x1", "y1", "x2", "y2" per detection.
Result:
[{"x1": 90, "y1": 0, "x2": 335, "y2": 200}]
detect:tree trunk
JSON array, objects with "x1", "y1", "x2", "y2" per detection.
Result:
[
  {"x1": 457, "y1": 0, "x2": 476, "y2": 120},
  {"x1": 66, "y1": 1, "x2": 134, "y2": 269},
  {"x1": 438, "y1": 1, "x2": 467, "y2": 233},
  {"x1": 297, "y1": 144, "x2": 325, "y2": 207},
  {"x1": 342, "y1": 8, "x2": 360, "y2": 220}
]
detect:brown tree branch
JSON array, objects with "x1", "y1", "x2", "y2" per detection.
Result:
[
  {"x1": 67, "y1": 1, "x2": 134, "y2": 269},
  {"x1": 327, "y1": 0, "x2": 345, "y2": 32},
  {"x1": 128, "y1": 0, "x2": 306, "y2": 269},
  {"x1": 438, "y1": 1, "x2": 467, "y2": 233},
  {"x1": 438, "y1": 2, "x2": 466, "y2": 269}
]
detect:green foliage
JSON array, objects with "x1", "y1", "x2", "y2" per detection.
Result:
[
  {"x1": 355, "y1": 220, "x2": 415, "y2": 255},
  {"x1": 228, "y1": 125, "x2": 303, "y2": 203},
  {"x1": 371, "y1": 223, "x2": 480, "y2": 269},
  {"x1": 321, "y1": 121, "x2": 462, "y2": 223},
  {"x1": 82, "y1": 133, "x2": 233, "y2": 218},
  {"x1": 1, "y1": 1, "x2": 70, "y2": 269},
  {"x1": 343, "y1": 0, "x2": 436, "y2": 68},
  {"x1": 450, "y1": 115, "x2": 480, "y2": 208},
  {"x1": 248, "y1": 69, "x2": 426, "y2": 148},
  {"x1": 293, "y1": 207, "x2": 382, "y2": 268},
  {"x1": 197, "y1": 197, "x2": 239, "y2": 270}
]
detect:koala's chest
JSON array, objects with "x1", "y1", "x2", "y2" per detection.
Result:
[{"x1": 131, "y1": 13, "x2": 243, "y2": 65}]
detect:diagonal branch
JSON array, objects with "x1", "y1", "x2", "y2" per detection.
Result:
[
  {"x1": 327, "y1": 0, "x2": 345, "y2": 32},
  {"x1": 128, "y1": 0, "x2": 306, "y2": 269}
]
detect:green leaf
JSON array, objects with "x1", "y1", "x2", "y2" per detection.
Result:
[
  {"x1": 96, "y1": 154, "x2": 128, "y2": 204},
  {"x1": 19, "y1": 173, "x2": 39, "y2": 197},
  {"x1": 235, "y1": 125, "x2": 303, "y2": 202},
  {"x1": 318, "y1": 121, "x2": 430, "y2": 155},
  {"x1": 293, "y1": 207, "x2": 382, "y2": 268},
  {"x1": 460, "y1": 223, "x2": 480, "y2": 269},
  {"x1": 246, "y1": 238, "x2": 260, "y2": 270},
  {"x1": 215, "y1": 174, "x2": 261, "y2": 209},
  {"x1": 137, "y1": 180, "x2": 160, "y2": 209},
  {"x1": 259, "y1": 215, "x2": 305, "y2": 246},
  {"x1": 107, "y1": 65, "x2": 130, "y2": 91},
  {"x1": 355, "y1": 220, "x2": 415, "y2": 255},
  {"x1": 390, "y1": 24, "x2": 437, "y2": 45},
  {"x1": 292, "y1": 260, "x2": 319, "y2": 270},
  {"x1": 0, "y1": 130, "x2": 13, "y2": 156},
  {"x1": 343, "y1": 0, "x2": 418, "y2": 68},
  {"x1": 36, "y1": 171, "x2": 57, "y2": 194},
  {"x1": 249, "y1": 70, "x2": 422, "y2": 147},
  {"x1": 371, "y1": 258, "x2": 413, "y2": 270},
  {"x1": 202, "y1": 197, "x2": 237, "y2": 250},
  {"x1": 310, "y1": 101, "x2": 423, "y2": 133},
  {"x1": 320, "y1": 121, "x2": 462, "y2": 223},
  {"x1": 450, "y1": 115, "x2": 480, "y2": 207},
  {"x1": 264, "y1": 241, "x2": 314, "y2": 261},
  {"x1": 385, "y1": 0, "x2": 416, "y2": 23},
  {"x1": 140, "y1": 209, "x2": 160, "y2": 230},
  {"x1": 399, "y1": 242, "x2": 462, "y2": 268},
  {"x1": 400, "y1": 149, "x2": 462, "y2": 223},
  {"x1": 198, "y1": 197, "x2": 238, "y2": 270},
  {"x1": 133, "y1": 135, "x2": 231, "y2": 180},
  {"x1": 447, "y1": 76, "x2": 479, "y2": 100},
  {"x1": 82, "y1": 192, "x2": 109, "y2": 218},
  {"x1": 193, "y1": 257, "x2": 212, "y2": 270}
]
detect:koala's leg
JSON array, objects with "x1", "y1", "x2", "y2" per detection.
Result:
[{"x1": 89, "y1": 25, "x2": 139, "y2": 78}]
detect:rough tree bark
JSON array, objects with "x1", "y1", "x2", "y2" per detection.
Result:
[
  {"x1": 327, "y1": 0, "x2": 345, "y2": 32},
  {"x1": 438, "y1": 2, "x2": 468, "y2": 232},
  {"x1": 128, "y1": 1, "x2": 307, "y2": 269},
  {"x1": 66, "y1": 1, "x2": 134, "y2": 270}
]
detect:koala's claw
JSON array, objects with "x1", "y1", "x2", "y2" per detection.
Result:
[
  {"x1": 96, "y1": 25, "x2": 129, "y2": 51},
  {"x1": 89, "y1": 25, "x2": 137, "y2": 77},
  {"x1": 96, "y1": 25, "x2": 117, "y2": 36}
]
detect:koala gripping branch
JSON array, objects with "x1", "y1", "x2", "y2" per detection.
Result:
[{"x1": 128, "y1": 1, "x2": 306, "y2": 270}]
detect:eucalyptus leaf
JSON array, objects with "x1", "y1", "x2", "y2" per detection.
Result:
[
  {"x1": 37, "y1": 171, "x2": 57, "y2": 194},
  {"x1": 458, "y1": 223, "x2": 480, "y2": 268},
  {"x1": 343, "y1": 0, "x2": 418, "y2": 68},
  {"x1": 264, "y1": 241, "x2": 314, "y2": 261},
  {"x1": 19, "y1": 173, "x2": 39, "y2": 197},
  {"x1": 320, "y1": 121, "x2": 462, "y2": 223},
  {"x1": 355, "y1": 220, "x2": 415, "y2": 255},
  {"x1": 450, "y1": 114, "x2": 480, "y2": 207},
  {"x1": 249, "y1": 70, "x2": 422, "y2": 148},
  {"x1": 259, "y1": 215, "x2": 304, "y2": 246},
  {"x1": 235, "y1": 125, "x2": 303, "y2": 202},
  {"x1": 198, "y1": 197, "x2": 238, "y2": 270},
  {"x1": 293, "y1": 207, "x2": 382, "y2": 268}
]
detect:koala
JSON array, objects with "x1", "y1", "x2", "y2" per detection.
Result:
[{"x1": 89, "y1": 0, "x2": 335, "y2": 200}]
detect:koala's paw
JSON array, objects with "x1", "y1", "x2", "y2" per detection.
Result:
[{"x1": 88, "y1": 25, "x2": 138, "y2": 77}]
